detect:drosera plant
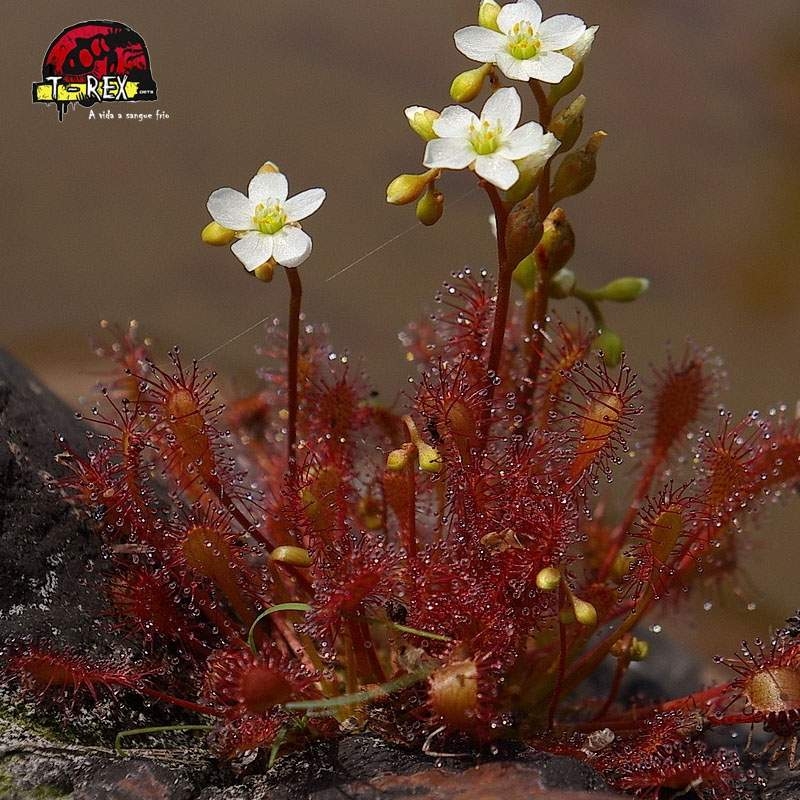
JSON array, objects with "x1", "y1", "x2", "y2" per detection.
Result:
[{"x1": 4, "y1": 1, "x2": 800, "y2": 797}]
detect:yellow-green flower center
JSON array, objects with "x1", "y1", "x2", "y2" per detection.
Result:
[
  {"x1": 469, "y1": 120, "x2": 503, "y2": 156},
  {"x1": 507, "y1": 21, "x2": 541, "y2": 60},
  {"x1": 252, "y1": 201, "x2": 286, "y2": 235}
]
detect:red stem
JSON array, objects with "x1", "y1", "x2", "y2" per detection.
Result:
[
  {"x1": 484, "y1": 181, "x2": 511, "y2": 387},
  {"x1": 285, "y1": 267, "x2": 303, "y2": 478},
  {"x1": 137, "y1": 685, "x2": 222, "y2": 717}
]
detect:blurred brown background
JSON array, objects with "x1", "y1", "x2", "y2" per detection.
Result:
[{"x1": 2, "y1": 1, "x2": 799, "y2": 656}]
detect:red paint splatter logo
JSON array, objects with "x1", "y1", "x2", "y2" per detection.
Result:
[{"x1": 32, "y1": 21, "x2": 157, "y2": 121}]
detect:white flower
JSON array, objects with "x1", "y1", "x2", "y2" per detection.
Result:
[
  {"x1": 207, "y1": 172, "x2": 325, "y2": 270},
  {"x1": 454, "y1": 0, "x2": 586, "y2": 83},
  {"x1": 422, "y1": 87, "x2": 559, "y2": 191},
  {"x1": 562, "y1": 24, "x2": 598, "y2": 65}
]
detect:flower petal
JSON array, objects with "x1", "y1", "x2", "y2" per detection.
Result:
[
  {"x1": 538, "y1": 14, "x2": 586, "y2": 50},
  {"x1": 248, "y1": 172, "x2": 289, "y2": 205},
  {"x1": 453, "y1": 25, "x2": 505, "y2": 63},
  {"x1": 496, "y1": 0, "x2": 542, "y2": 34},
  {"x1": 207, "y1": 188, "x2": 252, "y2": 230},
  {"x1": 433, "y1": 105, "x2": 479, "y2": 139},
  {"x1": 423, "y1": 138, "x2": 476, "y2": 170},
  {"x1": 495, "y1": 51, "x2": 536, "y2": 82},
  {"x1": 513, "y1": 132, "x2": 560, "y2": 174},
  {"x1": 272, "y1": 226, "x2": 312, "y2": 268},
  {"x1": 231, "y1": 231, "x2": 273, "y2": 271},
  {"x1": 481, "y1": 87, "x2": 521, "y2": 132},
  {"x1": 525, "y1": 50, "x2": 575, "y2": 83},
  {"x1": 284, "y1": 188, "x2": 326, "y2": 222},
  {"x1": 496, "y1": 120, "x2": 548, "y2": 160},
  {"x1": 474, "y1": 154, "x2": 519, "y2": 190}
]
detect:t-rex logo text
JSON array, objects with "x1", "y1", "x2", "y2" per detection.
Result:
[{"x1": 32, "y1": 21, "x2": 158, "y2": 121}]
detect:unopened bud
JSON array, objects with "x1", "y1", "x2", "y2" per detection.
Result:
[
  {"x1": 571, "y1": 595, "x2": 598, "y2": 627},
  {"x1": 533, "y1": 208, "x2": 575, "y2": 274},
  {"x1": 536, "y1": 567, "x2": 561, "y2": 591},
  {"x1": 630, "y1": 638, "x2": 649, "y2": 662},
  {"x1": 257, "y1": 161, "x2": 281, "y2": 175},
  {"x1": 386, "y1": 169, "x2": 438, "y2": 205},
  {"x1": 450, "y1": 63, "x2": 492, "y2": 103},
  {"x1": 253, "y1": 260, "x2": 276, "y2": 282},
  {"x1": 593, "y1": 330, "x2": 623, "y2": 367},
  {"x1": 550, "y1": 95, "x2": 586, "y2": 154},
  {"x1": 387, "y1": 444, "x2": 415, "y2": 471},
  {"x1": 404, "y1": 106, "x2": 440, "y2": 141},
  {"x1": 549, "y1": 267, "x2": 576, "y2": 299},
  {"x1": 270, "y1": 545, "x2": 312, "y2": 567},
  {"x1": 550, "y1": 131, "x2": 607, "y2": 204},
  {"x1": 201, "y1": 221, "x2": 236, "y2": 246},
  {"x1": 505, "y1": 193, "x2": 543, "y2": 269},
  {"x1": 403, "y1": 415, "x2": 443, "y2": 473},
  {"x1": 478, "y1": 0, "x2": 501, "y2": 31},
  {"x1": 416, "y1": 184, "x2": 444, "y2": 226},
  {"x1": 418, "y1": 442, "x2": 442, "y2": 473},
  {"x1": 513, "y1": 254, "x2": 538, "y2": 293},
  {"x1": 594, "y1": 277, "x2": 649, "y2": 303}
]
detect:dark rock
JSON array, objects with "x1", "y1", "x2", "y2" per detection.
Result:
[
  {"x1": 74, "y1": 759, "x2": 200, "y2": 800},
  {"x1": 0, "y1": 349, "x2": 105, "y2": 649}
]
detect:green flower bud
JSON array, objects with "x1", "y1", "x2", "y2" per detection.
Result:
[
  {"x1": 536, "y1": 567, "x2": 561, "y2": 591},
  {"x1": 571, "y1": 595, "x2": 598, "y2": 627},
  {"x1": 417, "y1": 441, "x2": 443, "y2": 473},
  {"x1": 513, "y1": 254, "x2": 538, "y2": 293},
  {"x1": 533, "y1": 208, "x2": 575, "y2": 274},
  {"x1": 386, "y1": 169, "x2": 438, "y2": 205},
  {"x1": 478, "y1": 0, "x2": 501, "y2": 31},
  {"x1": 594, "y1": 277, "x2": 650, "y2": 303},
  {"x1": 550, "y1": 131, "x2": 607, "y2": 204},
  {"x1": 416, "y1": 184, "x2": 444, "y2": 226},
  {"x1": 549, "y1": 267, "x2": 576, "y2": 299},
  {"x1": 450, "y1": 64, "x2": 492, "y2": 103},
  {"x1": 593, "y1": 330, "x2": 623, "y2": 367},
  {"x1": 550, "y1": 94, "x2": 586, "y2": 154},
  {"x1": 387, "y1": 445, "x2": 414, "y2": 471},
  {"x1": 201, "y1": 221, "x2": 236, "y2": 246},
  {"x1": 269, "y1": 546, "x2": 312, "y2": 567},
  {"x1": 405, "y1": 106, "x2": 440, "y2": 142},
  {"x1": 630, "y1": 638, "x2": 650, "y2": 662},
  {"x1": 505, "y1": 193, "x2": 543, "y2": 270}
]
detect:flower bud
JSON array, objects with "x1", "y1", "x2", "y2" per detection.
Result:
[
  {"x1": 536, "y1": 567, "x2": 561, "y2": 591},
  {"x1": 570, "y1": 595, "x2": 598, "y2": 627},
  {"x1": 478, "y1": 0, "x2": 501, "y2": 31},
  {"x1": 549, "y1": 267, "x2": 576, "y2": 299},
  {"x1": 253, "y1": 260, "x2": 276, "y2": 282},
  {"x1": 428, "y1": 659, "x2": 480, "y2": 728},
  {"x1": 593, "y1": 330, "x2": 623, "y2": 367},
  {"x1": 533, "y1": 208, "x2": 575, "y2": 274},
  {"x1": 201, "y1": 221, "x2": 236, "y2": 246},
  {"x1": 386, "y1": 169, "x2": 438, "y2": 205},
  {"x1": 416, "y1": 184, "x2": 444, "y2": 226},
  {"x1": 630, "y1": 638, "x2": 649, "y2": 662},
  {"x1": 513, "y1": 254, "x2": 538, "y2": 293},
  {"x1": 257, "y1": 161, "x2": 281, "y2": 175},
  {"x1": 594, "y1": 277, "x2": 650, "y2": 303},
  {"x1": 550, "y1": 131, "x2": 607, "y2": 204},
  {"x1": 387, "y1": 444, "x2": 415, "y2": 471},
  {"x1": 404, "y1": 106, "x2": 440, "y2": 142},
  {"x1": 450, "y1": 64, "x2": 492, "y2": 103},
  {"x1": 505, "y1": 193, "x2": 543, "y2": 270},
  {"x1": 550, "y1": 95, "x2": 586, "y2": 154},
  {"x1": 269, "y1": 545, "x2": 312, "y2": 567}
]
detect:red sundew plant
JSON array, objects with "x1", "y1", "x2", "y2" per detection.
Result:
[{"x1": 6, "y1": 2, "x2": 800, "y2": 797}]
